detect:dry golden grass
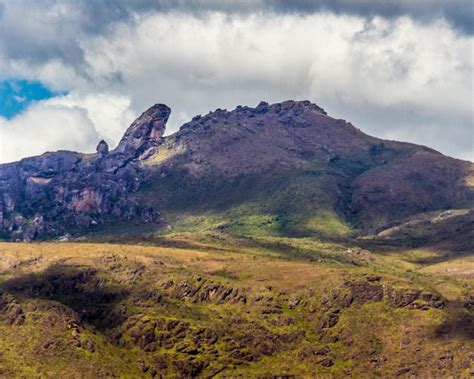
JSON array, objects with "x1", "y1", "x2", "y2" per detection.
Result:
[
  {"x1": 0, "y1": 242, "x2": 341, "y2": 292},
  {"x1": 420, "y1": 255, "x2": 474, "y2": 278}
]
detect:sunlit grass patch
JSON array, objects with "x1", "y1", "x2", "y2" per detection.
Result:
[{"x1": 305, "y1": 210, "x2": 352, "y2": 237}]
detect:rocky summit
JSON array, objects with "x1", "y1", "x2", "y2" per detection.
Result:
[
  {"x1": 0, "y1": 104, "x2": 170, "y2": 241},
  {"x1": 0, "y1": 100, "x2": 473, "y2": 378}
]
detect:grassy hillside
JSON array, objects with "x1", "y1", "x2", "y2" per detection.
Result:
[{"x1": 0, "y1": 237, "x2": 472, "y2": 377}]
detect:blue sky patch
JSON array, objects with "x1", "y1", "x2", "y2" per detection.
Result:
[{"x1": 0, "y1": 79, "x2": 62, "y2": 119}]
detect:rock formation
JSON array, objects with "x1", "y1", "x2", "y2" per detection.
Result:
[
  {"x1": 114, "y1": 103, "x2": 170, "y2": 158},
  {"x1": 96, "y1": 140, "x2": 109, "y2": 158},
  {"x1": 0, "y1": 104, "x2": 170, "y2": 241}
]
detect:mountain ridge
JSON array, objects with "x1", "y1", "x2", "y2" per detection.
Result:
[{"x1": 0, "y1": 100, "x2": 472, "y2": 243}]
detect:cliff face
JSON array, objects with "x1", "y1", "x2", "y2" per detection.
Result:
[
  {"x1": 0, "y1": 100, "x2": 472, "y2": 241},
  {"x1": 0, "y1": 104, "x2": 170, "y2": 241}
]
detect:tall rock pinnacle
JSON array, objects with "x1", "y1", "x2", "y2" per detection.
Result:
[{"x1": 114, "y1": 104, "x2": 171, "y2": 157}]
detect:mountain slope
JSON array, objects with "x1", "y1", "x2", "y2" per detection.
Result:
[{"x1": 138, "y1": 100, "x2": 472, "y2": 240}]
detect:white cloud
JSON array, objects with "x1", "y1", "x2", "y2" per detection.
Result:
[
  {"x1": 0, "y1": 92, "x2": 136, "y2": 163},
  {"x1": 47, "y1": 93, "x2": 136, "y2": 147},
  {"x1": 0, "y1": 7, "x2": 472, "y2": 162},
  {"x1": 0, "y1": 103, "x2": 97, "y2": 163}
]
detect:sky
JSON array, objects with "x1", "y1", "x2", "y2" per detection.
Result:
[{"x1": 0, "y1": 0, "x2": 473, "y2": 163}]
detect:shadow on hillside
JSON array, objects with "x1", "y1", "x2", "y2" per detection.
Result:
[
  {"x1": 87, "y1": 225, "x2": 237, "y2": 253},
  {"x1": 433, "y1": 308, "x2": 474, "y2": 341},
  {"x1": 1, "y1": 263, "x2": 129, "y2": 332},
  {"x1": 356, "y1": 211, "x2": 474, "y2": 262},
  {"x1": 407, "y1": 252, "x2": 472, "y2": 266},
  {"x1": 355, "y1": 237, "x2": 474, "y2": 266}
]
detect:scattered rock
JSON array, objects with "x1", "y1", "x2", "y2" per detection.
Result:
[
  {"x1": 318, "y1": 358, "x2": 334, "y2": 367},
  {"x1": 394, "y1": 367, "x2": 411, "y2": 376},
  {"x1": 320, "y1": 309, "x2": 340, "y2": 329},
  {"x1": 348, "y1": 282, "x2": 383, "y2": 303},
  {"x1": 366, "y1": 276, "x2": 381, "y2": 282}
]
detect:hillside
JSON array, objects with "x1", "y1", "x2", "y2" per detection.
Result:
[
  {"x1": 0, "y1": 239, "x2": 472, "y2": 377},
  {"x1": 139, "y1": 101, "x2": 472, "y2": 240},
  {"x1": 0, "y1": 100, "x2": 473, "y2": 377}
]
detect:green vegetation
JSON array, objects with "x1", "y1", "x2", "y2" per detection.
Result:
[{"x1": 305, "y1": 210, "x2": 352, "y2": 237}]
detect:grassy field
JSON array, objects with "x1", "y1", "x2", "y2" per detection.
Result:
[{"x1": 0, "y1": 235, "x2": 472, "y2": 378}]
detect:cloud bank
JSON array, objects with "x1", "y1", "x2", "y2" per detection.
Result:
[{"x1": 0, "y1": 1, "x2": 472, "y2": 162}]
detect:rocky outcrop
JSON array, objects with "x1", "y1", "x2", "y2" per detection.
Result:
[
  {"x1": 0, "y1": 291, "x2": 25, "y2": 325},
  {"x1": 114, "y1": 104, "x2": 170, "y2": 158},
  {"x1": 96, "y1": 140, "x2": 109, "y2": 158},
  {"x1": 317, "y1": 279, "x2": 448, "y2": 332},
  {"x1": 0, "y1": 104, "x2": 170, "y2": 241},
  {"x1": 345, "y1": 280, "x2": 447, "y2": 310},
  {"x1": 161, "y1": 278, "x2": 247, "y2": 305}
]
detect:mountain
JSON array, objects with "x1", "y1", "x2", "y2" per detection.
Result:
[
  {"x1": 0, "y1": 101, "x2": 473, "y2": 377},
  {"x1": 1, "y1": 100, "x2": 472, "y2": 245}
]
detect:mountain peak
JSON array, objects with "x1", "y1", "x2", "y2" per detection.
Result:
[
  {"x1": 114, "y1": 104, "x2": 171, "y2": 156},
  {"x1": 271, "y1": 100, "x2": 327, "y2": 115},
  {"x1": 232, "y1": 100, "x2": 327, "y2": 115}
]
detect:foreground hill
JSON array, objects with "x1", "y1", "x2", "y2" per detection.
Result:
[
  {"x1": 0, "y1": 100, "x2": 472, "y2": 246},
  {"x1": 0, "y1": 239, "x2": 472, "y2": 377}
]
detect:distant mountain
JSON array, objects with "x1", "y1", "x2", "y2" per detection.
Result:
[{"x1": 0, "y1": 100, "x2": 472, "y2": 243}]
